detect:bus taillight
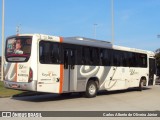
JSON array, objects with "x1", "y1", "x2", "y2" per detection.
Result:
[{"x1": 28, "y1": 68, "x2": 33, "y2": 82}]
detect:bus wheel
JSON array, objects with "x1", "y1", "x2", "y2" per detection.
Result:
[
  {"x1": 138, "y1": 80, "x2": 144, "y2": 91},
  {"x1": 85, "y1": 80, "x2": 98, "y2": 98}
]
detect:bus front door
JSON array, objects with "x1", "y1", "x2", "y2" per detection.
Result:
[
  {"x1": 148, "y1": 58, "x2": 156, "y2": 85},
  {"x1": 63, "y1": 49, "x2": 77, "y2": 92}
]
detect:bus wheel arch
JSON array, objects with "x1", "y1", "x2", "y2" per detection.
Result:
[
  {"x1": 141, "y1": 76, "x2": 147, "y2": 86},
  {"x1": 84, "y1": 77, "x2": 99, "y2": 98},
  {"x1": 138, "y1": 76, "x2": 147, "y2": 91}
]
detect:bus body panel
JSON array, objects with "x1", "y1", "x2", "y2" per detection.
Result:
[
  {"x1": 63, "y1": 65, "x2": 77, "y2": 92},
  {"x1": 36, "y1": 35, "x2": 64, "y2": 93},
  {"x1": 77, "y1": 66, "x2": 149, "y2": 92},
  {"x1": 37, "y1": 64, "x2": 62, "y2": 93},
  {"x1": 4, "y1": 61, "x2": 37, "y2": 91},
  {"x1": 4, "y1": 34, "x2": 36, "y2": 91},
  {"x1": 3, "y1": 34, "x2": 156, "y2": 95},
  {"x1": 4, "y1": 62, "x2": 32, "y2": 82}
]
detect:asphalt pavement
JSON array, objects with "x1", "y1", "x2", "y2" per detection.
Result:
[{"x1": 0, "y1": 85, "x2": 160, "y2": 120}]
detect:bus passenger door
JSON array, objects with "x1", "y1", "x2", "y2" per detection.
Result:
[
  {"x1": 148, "y1": 58, "x2": 156, "y2": 85},
  {"x1": 63, "y1": 49, "x2": 77, "y2": 92}
]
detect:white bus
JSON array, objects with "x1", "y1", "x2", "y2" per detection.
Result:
[{"x1": 4, "y1": 34, "x2": 156, "y2": 98}]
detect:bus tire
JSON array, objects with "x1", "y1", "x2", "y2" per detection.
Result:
[
  {"x1": 138, "y1": 80, "x2": 144, "y2": 91},
  {"x1": 85, "y1": 80, "x2": 98, "y2": 98}
]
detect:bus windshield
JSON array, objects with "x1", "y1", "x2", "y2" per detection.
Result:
[{"x1": 5, "y1": 36, "x2": 32, "y2": 62}]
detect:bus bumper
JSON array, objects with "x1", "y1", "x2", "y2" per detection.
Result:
[{"x1": 3, "y1": 80, "x2": 37, "y2": 91}]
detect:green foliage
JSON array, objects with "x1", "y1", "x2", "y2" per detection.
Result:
[
  {"x1": 155, "y1": 48, "x2": 160, "y2": 76},
  {"x1": 155, "y1": 54, "x2": 160, "y2": 65}
]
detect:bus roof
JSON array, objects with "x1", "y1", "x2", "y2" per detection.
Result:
[
  {"x1": 63, "y1": 36, "x2": 113, "y2": 49},
  {"x1": 63, "y1": 36, "x2": 154, "y2": 56},
  {"x1": 7, "y1": 34, "x2": 155, "y2": 56}
]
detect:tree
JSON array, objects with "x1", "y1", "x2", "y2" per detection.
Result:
[{"x1": 155, "y1": 49, "x2": 160, "y2": 76}]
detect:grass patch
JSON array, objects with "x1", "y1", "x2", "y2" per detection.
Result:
[
  {"x1": 0, "y1": 81, "x2": 46, "y2": 98},
  {"x1": 0, "y1": 81, "x2": 23, "y2": 98}
]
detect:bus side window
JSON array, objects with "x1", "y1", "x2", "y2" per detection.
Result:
[
  {"x1": 90, "y1": 48, "x2": 100, "y2": 66},
  {"x1": 101, "y1": 49, "x2": 107, "y2": 66},
  {"x1": 100, "y1": 49, "x2": 113, "y2": 66},
  {"x1": 70, "y1": 50, "x2": 76, "y2": 69},
  {"x1": 139, "y1": 54, "x2": 147, "y2": 68},
  {"x1": 113, "y1": 50, "x2": 119, "y2": 66},
  {"x1": 64, "y1": 50, "x2": 68, "y2": 69},
  {"x1": 128, "y1": 52, "x2": 134, "y2": 67},
  {"x1": 39, "y1": 41, "x2": 60, "y2": 64},
  {"x1": 122, "y1": 52, "x2": 127, "y2": 67},
  {"x1": 39, "y1": 45, "x2": 43, "y2": 63},
  {"x1": 51, "y1": 43, "x2": 60, "y2": 64},
  {"x1": 82, "y1": 47, "x2": 90, "y2": 65},
  {"x1": 43, "y1": 42, "x2": 52, "y2": 64}
]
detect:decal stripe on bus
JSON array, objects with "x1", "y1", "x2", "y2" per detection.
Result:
[
  {"x1": 59, "y1": 65, "x2": 64, "y2": 93},
  {"x1": 59, "y1": 37, "x2": 64, "y2": 93},
  {"x1": 15, "y1": 63, "x2": 18, "y2": 82}
]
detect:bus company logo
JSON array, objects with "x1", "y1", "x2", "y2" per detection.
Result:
[
  {"x1": 19, "y1": 64, "x2": 27, "y2": 69},
  {"x1": 130, "y1": 69, "x2": 138, "y2": 75},
  {"x1": 48, "y1": 36, "x2": 53, "y2": 40},
  {"x1": 20, "y1": 70, "x2": 27, "y2": 73},
  {"x1": 42, "y1": 71, "x2": 56, "y2": 78}
]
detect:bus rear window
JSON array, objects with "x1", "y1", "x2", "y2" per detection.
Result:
[{"x1": 5, "y1": 37, "x2": 32, "y2": 62}]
